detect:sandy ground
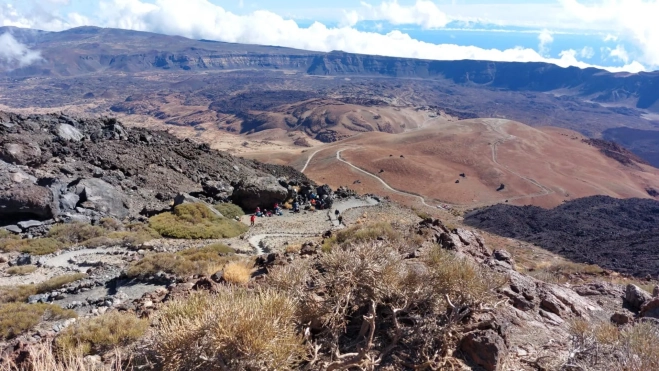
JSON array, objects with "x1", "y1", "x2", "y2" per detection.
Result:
[{"x1": 247, "y1": 118, "x2": 659, "y2": 210}]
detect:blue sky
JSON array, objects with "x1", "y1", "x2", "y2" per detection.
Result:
[{"x1": 0, "y1": 0, "x2": 657, "y2": 72}]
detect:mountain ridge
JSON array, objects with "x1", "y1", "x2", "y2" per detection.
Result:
[{"x1": 1, "y1": 26, "x2": 658, "y2": 113}]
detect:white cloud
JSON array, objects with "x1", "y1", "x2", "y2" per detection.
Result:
[
  {"x1": 0, "y1": 0, "x2": 647, "y2": 73},
  {"x1": 607, "y1": 44, "x2": 630, "y2": 64},
  {"x1": 538, "y1": 29, "x2": 553, "y2": 56},
  {"x1": 354, "y1": 0, "x2": 450, "y2": 29},
  {"x1": 0, "y1": 33, "x2": 42, "y2": 69},
  {"x1": 559, "y1": 0, "x2": 659, "y2": 68},
  {"x1": 579, "y1": 46, "x2": 594, "y2": 59},
  {"x1": 603, "y1": 34, "x2": 618, "y2": 42}
]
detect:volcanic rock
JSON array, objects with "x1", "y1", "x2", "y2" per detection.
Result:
[{"x1": 232, "y1": 176, "x2": 288, "y2": 211}]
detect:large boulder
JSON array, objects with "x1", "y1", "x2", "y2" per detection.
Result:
[
  {"x1": 459, "y1": 330, "x2": 508, "y2": 371},
  {"x1": 0, "y1": 183, "x2": 54, "y2": 221},
  {"x1": 1, "y1": 140, "x2": 43, "y2": 166},
  {"x1": 232, "y1": 176, "x2": 288, "y2": 211},
  {"x1": 74, "y1": 178, "x2": 129, "y2": 219},
  {"x1": 625, "y1": 284, "x2": 652, "y2": 311}
]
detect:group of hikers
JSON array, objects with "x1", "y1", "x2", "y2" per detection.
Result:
[{"x1": 249, "y1": 190, "x2": 338, "y2": 227}]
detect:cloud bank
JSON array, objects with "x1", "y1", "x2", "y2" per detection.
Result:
[
  {"x1": 0, "y1": 33, "x2": 41, "y2": 69},
  {"x1": 0, "y1": 0, "x2": 652, "y2": 73}
]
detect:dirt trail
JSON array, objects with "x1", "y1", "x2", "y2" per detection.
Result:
[
  {"x1": 336, "y1": 149, "x2": 434, "y2": 207},
  {"x1": 482, "y1": 119, "x2": 554, "y2": 202},
  {"x1": 245, "y1": 197, "x2": 379, "y2": 254}
]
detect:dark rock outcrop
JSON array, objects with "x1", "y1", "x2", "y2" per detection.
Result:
[
  {"x1": 232, "y1": 176, "x2": 289, "y2": 211},
  {"x1": 465, "y1": 195, "x2": 659, "y2": 277}
]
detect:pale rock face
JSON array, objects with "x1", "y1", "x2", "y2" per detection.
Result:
[{"x1": 56, "y1": 123, "x2": 84, "y2": 142}]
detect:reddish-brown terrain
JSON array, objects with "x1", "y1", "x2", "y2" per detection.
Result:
[{"x1": 247, "y1": 118, "x2": 659, "y2": 209}]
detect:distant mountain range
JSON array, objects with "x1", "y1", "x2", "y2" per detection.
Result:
[
  {"x1": 1, "y1": 26, "x2": 659, "y2": 167},
  {"x1": 2, "y1": 26, "x2": 658, "y2": 113}
]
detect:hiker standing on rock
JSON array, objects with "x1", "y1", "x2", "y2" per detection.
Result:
[{"x1": 250, "y1": 214, "x2": 256, "y2": 226}]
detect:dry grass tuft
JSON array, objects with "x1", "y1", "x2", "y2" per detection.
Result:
[
  {"x1": 149, "y1": 203, "x2": 248, "y2": 239},
  {"x1": 0, "y1": 303, "x2": 76, "y2": 340},
  {"x1": 0, "y1": 273, "x2": 87, "y2": 304},
  {"x1": 5, "y1": 265, "x2": 37, "y2": 276},
  {"x1": 222, "y1": 262, "x2": 252, "y2": 285},
  {"x1": 0, "y1": 342, "x2": 127, "y2": 371},
  {"x1": 151, "y1": 288, "x2": 305, "y2": 370},
  {"x1": 48, "y1": 223, "x2": 106, "y2": 245},
  {"x1": 0, "y1": 238, "x2": 64, "y2": 255},
  {"x1": 322, "y1": 222, "x2": 400, "y2": 251},
  {"x1": 56, "y1": 311, "x2": 148, "y2": 356},
  {"x1": 567, "y1": 319, "x2": 659, "y2": 370},
  {"x1": 127, "y1": 245, "x2": 237, "y2": 278}
]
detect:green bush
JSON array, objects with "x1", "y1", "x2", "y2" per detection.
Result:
[
  {"x1": 56, "y1": 311, "x2": 147, "y2": 355},
  {"x1": 48, "y1": 223, "x2": 106, "y2": 244},
  {"x1": 149, "y1": 203, "x2": 248, "y2": 239},
  {"x1": 214, "y1": 203, "x2": 245, "y2": 219},
  {"x1": 0, "y1": 303, "x2": 76, "y2": 340},
  {"x1": 0, "y1": 238, "x2": 64, "y2": 255}
]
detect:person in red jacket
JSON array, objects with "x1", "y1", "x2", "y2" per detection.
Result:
[{"x1": 250, "y1": 214, "x2": 256, "y2": 226}]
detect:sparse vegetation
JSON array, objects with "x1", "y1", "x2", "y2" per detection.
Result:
[
  {"x1": 0, "y1": 273, "x2": 87, "y2": 304},
  {"x1": 322, "y1": 221, "x2": 400, "y2": 251},
  {"x1": 56, "y1": 311, "x2": 148, "y2": 356},
  {"x1": 0, "y1": 303, "x2": 76, "y2": 340},
  {"x1": 0, "y1": 342, "x2": 127, "y2": 371},
  {"x1": 214, "y1": 202, "x2": 245, "y2": 219},
  {"x1": 48, "y1": 223, "x2": 106, "y2": 245},
  {"x1": 266, "y1": 232, "x2": 504, "y2": 369},
  {"x1": 6, "y1": 265, "x2": 37, "y2": 276},
  {"x1": 127, "y1": 245, "x2": 238, "y2": 278},
  {"x1": 151, "y1": 289, "x2": 305, "y2": 370},
  {"x1": 149, "y1": 203, "x2": 248, "y2": 239},
  {"x1": 567, "y1": 319, "x2": 659, "y2": 370},
  {"x1": 0, "y1": 238, "x2": 64, "y2": 255},
  {"x1": 222, "y1": 262, "x2": 252, "y2": 284}
]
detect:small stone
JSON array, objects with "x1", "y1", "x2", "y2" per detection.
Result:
[{"x1": 611, "y1": 312, "x2": 633, "y2": 325}]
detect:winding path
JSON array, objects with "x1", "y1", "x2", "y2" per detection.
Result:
[{"x1": 336, "y1": 149, "x2": 433, "y2": 207}]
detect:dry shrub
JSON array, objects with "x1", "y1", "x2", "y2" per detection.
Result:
[
  {"x1": 99, "y1": 217, "x2": 124, "y2": 231},
  {"x1": 56, "y1": 311, "x2": 148, "y2": 356},
  {"x1": 151, "y1": 288, "x2": 304, "y2": 370},
  {"x1": 6, "y1": 265, "x2": 37, "y2": 276},
  {"x1": 567, "y1": 319, "x2": 659, "y2": 370},
  {"x1": 49, "y1": 223, "x2": 106, "y2": 244},
  {"x1": 0, "y1": 342, "x2": 127, "y2": 371},
  {"x1": 0, "y1": 303, "x2": 76, "y2": 340},
  {"x1": 222, "y1": 262, "x2": 252, "y2": 285},
  {"x1": 322, "y1": 222, "x2": 400, "y2": 251},
  {"x1": 127, "y1": 246, "x2": 237, "y2": 278},
  {"x1": 149, "y1": 203, "x2": 248, "y2": 239},
  {"x1": 424, "y1": 248, "x2": 506, "y2": 307},
  {"x1": 214, "y1": 203, "x2": 245, "y2": 219},
  {"x1": 266, "y1": 240, "x2": 503, "y2": 369},
  {"x1": 0, "y1": 238, "x2": 64, "y2": 255},
  {"x1": 0, "y1": 273, "x2": 87, "y2": 304}
]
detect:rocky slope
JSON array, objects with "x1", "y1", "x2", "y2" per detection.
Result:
[
  {"x1": 464, "y1": 195, "x2": 659, "y2": 277},
  {"x1": 0, "y1": 111, "x2": 310, "y2": 227}
]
